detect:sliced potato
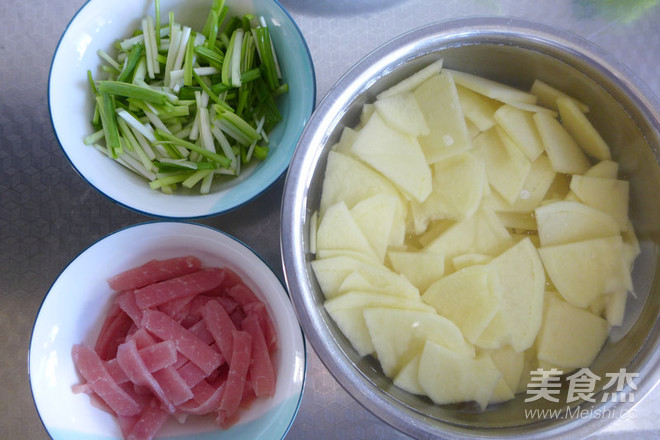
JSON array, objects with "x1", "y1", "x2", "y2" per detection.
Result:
[
  {"x1": 364, "y1": 307, "x2": 474, "y2": 377},
  {"x1": 311, "y1": 255, "x2": 419, "y2": 299},
  {"x1": 387, "y1": 250, "x2": 445, "y2": 292},
  {"x1": 422, "y1": 264, "x2": 502, "y2": 343},
  {"x1": 536, "y1": 293, "x2": 609, "y2": 369},
  {"x1": 475, "y1": 238, "x2": 545, "y2": 352},
  {"x1": 472, "y1": 127, "x2": 531, "y2": 205},
  {"x1": 485, "y1": 345, "x2": 525, "y2": 393},
  {"x1": 535, "y1": 200, "x2": 619, "y2": 247},
  {"x1": 319, "y1": 150, "x2": 404, "y2": 215},
  {"x1": 534, "y1": 111, "x2": 590, "y2": 175},
  {"x1": 570, "y1": 175, "x2": 629, "y2": 229},
  {"x1": 446, "y1": 69, "x2": 538, "y2": 104},
  {"x1": 324, "y1": 291, "x2": 434, "y2": 356},
  {"x1": 414, "y1": 71, "x2": 472, "y2": 163},
  {"x1": 530, "y1": 79, "x2": 589, "y2": 113},
  {"x1": 538, "y1": 235, "x2": 632, "y2": 308},
  {"x1": 410, "y1": 152, "x2": 485, "y2": 232},
  {"x1": 351, "y1": 194, "x2": 401, "y2": 262},
  {"x1": 585, "y1": 160, "x2": 619, "y2": 179},
  {"x1": 493, "y1": 104, "x2": 545, "y2": 161},
  {"x1": 393, "y1": 353, "x2": 424, "y2": 395},
  {"x1": 377, "y1": 59, "x2": 444, "y2": 99},
  {"x1": 424, "y1": 208, "x2": 513, "y2": 260},
  {"x1": 557, "y1": 96, "x2": 611, "y2": 160},
  {"x1": 418, "y1": 341, "x2": 501, "y2": 410},
  {"x1": 374, "y1": 91, "x2": 430, "y2": 137},
  {"x1": 456, "y1": 84, "x2": 500, "y2": 131},
  {"x1": 351, "y1": 112, "x2": 433, "y2": 202},
  {"x1": 316, "y1": 201, "x2": 378, "y2": 262}
]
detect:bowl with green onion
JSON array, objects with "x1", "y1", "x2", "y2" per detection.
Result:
[{"x1": 49, "y1": 0, "x2": 315, "y2": 218}]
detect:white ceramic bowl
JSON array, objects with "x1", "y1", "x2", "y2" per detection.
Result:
[
  {"x1": 49, "y1": 0, "x2": 315, "y2": 218},
  {"x1": 29, "y1": 222, "x2": 306, "y2": 439}
]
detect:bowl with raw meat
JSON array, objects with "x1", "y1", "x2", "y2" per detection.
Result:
[
  {"x1": 49, "y1": 0, "x2": 315, "y2": 218},
  {"x1": 280, "y1": 16, "x2": 660, "y2": 439},
  {"x1": 29, "y1": 221, "x2": 306, "y2": 440}
]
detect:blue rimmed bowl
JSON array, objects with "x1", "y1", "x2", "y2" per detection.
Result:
[
  {"x1": 49, "y1": 0, "x2": 315, "y2": 218},
  {"x1": 29, "y1": 221, "x2": 306, "y2": 439}
]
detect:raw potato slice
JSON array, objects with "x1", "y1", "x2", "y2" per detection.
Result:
[
  {"x1": 605, "y1": 289, "x2": 627, "y2": 327},
  {"x1": 536, "y1": 294, "x2": 609, "y2": 369},
  {"x1": 387, "y1": 250, "x2": 445, "y2": 292},
  {"x1": 319, "y1": 151, "x2": 403, "y2": 215},
  {"x1": 350, "y1": 112, "x2": 432, "y2": 202},
  {"x1": 311, "y1": 255, "x2": 419, "y2": 299},
  {"x1": 377, "y1": 59, "x2": 444, "y2": 99},
  {"x1": 358, "y1": 103, "x2": 376, "y2": 128},
  {"x1": 530, "y1": 79, "x2": 590, "y2": 113},
  {"x1": 538, "y1": 236, "x2": 632, "y2": 308},
  {"x1": 424, "y1": 208, "x2": 513, "y2": 260},
  {"x1": 374, "y1": 91, "x2": 430, "y2": 137},
  {"x1": 324, "y1": 291, "x2": 434, "y2": 356},
  {"x1": 534, "y1": 111, "x2": 590, "y2": 175},
  {"x1": 489, "y1": 377, "x2": 516, "y2": 404},
  {"x1": 456, "y1": 85, "x2": 500, "y2": 132},
  {"x1": 446, "y1": 69, "x2": 538, "y2": 104},
  {"x1": 485, "y1": 154, "x2": 556, "y2": 213},
  {"x1": 331, "y1": 126, "x2": 359, "y2": 156},
  {"x1": 502, "y1": 100, "x2": 558, "y2": 117},
  {"x1": 336, "y1": 269, "x2": 420, "y2": 300},
  {"x1": 414, "y1": 71, "x2": 473, "y2": 163},
  {"x1": 351, "y1": 194, "x2": 401, "y2": 262},
  {"x1": 557, "y1": 96, "x2": 611, "y2": 160},
  {"x1": 493, "y1": 104, "x2": 545, "y2": 161},
  {"x1": 316, "y1": 201, "x2": 378, "y2": 262},
  {"x1": 496, "y1": 212, "x2": 537, "y2": 231},
  {"x1": 418, "y1": 341, "x2": 501, "y2": 410},
  {"x1": 451, "y1": 253, "x2": 493, "y2": 272},
  {"x1": 364, "y1": 307, "x2": 474, "y2": 377},
  {"x1": 486, "y1": 346, "x2": 525, "y2": 393},
  {"x1": 422, "y1": 265, "x2": 502, "y2": 343},
  {"x1": 410, "y1": 152, "x2": 485, "y2": 232},
  {"x1": 585, "y1": 160, "x2": 619, "y2": 179},
  {"x1": 475, "y1": 238, "x2": 545, "y2": 352},
  {"x1": 393, "y1": 353, "x2": 424, "y2": 395},
  {"x1": 535, "y1": 200, "x2": 620, "y2": 247},
  {"x1": 472, "y1": 127, "x2": 531, "y2": 204},
  {"x1": 570, "y1": 175, "x2": 629, "y2": 230}
]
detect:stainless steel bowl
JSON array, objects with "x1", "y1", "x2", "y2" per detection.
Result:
[{"x1": 281, "y1": 17, "x2": 660, "y2": 439}]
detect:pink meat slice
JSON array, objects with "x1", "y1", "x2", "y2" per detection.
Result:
[
  {"x1": 134, "y1": 268, "x2": 225, "y2": 309},
  {"x1": 105, "y1": 340, "x2": 177, "y2": 384},
  {"x1": 201, "y1": 299, "x2": 236, "y2": 362},
  {"x1": 242, "y1": 312, "x2": 276, "y2": 398},
  {"x1": 244, "y1": 301, "x2": 279, "y2": 352},
  {"x1": 116, "y1": 339, "x2": 175, "y2": 413},
  {"x1": 152, "y1": 366, "x2": 193, "y2": 406},
  {"x1": 203, "y1": 267, "x2": 243, "y2": 296},
  {"x1": 176, "y1": 361, "x2": 209, "y2": 388},
  {"x1": 95, "y1": 308, "x2": 133, "y2": 360},
  {"x1": 217, "y1": 330, "x2": 252, "y2": 426},
  {"x1": 141, "y1": 310, "x2": 223, "y2": 376},
  {"x1": 117, "y1": 290, "x2": 143, "y2": 326},
  {"x1": 177, "y1": 380, "x2": 226, "y2": 415},
  {"x1": 108, "y1": 256, "x2": 202, "y2": 291},
  {"x1": 71, "y1": 344, "x2": 142, "y2": 416},
  {"x1": 126, "y1": 397, "x2": 170, "y2": 440}
]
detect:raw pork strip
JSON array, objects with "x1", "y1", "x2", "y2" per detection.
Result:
[
  {"x1": 108, "y1": 256, "x2": 202, "y2": 291},
  {"x1": 117, "y1": 291, "x2": 143, "y2": 326},
  {"x1": 152, "y1": 366, "x2": 194, "y2": 406},
  {"x1": 217, "y1": 330, "x2": 252, "y2": 427},
  {"x1": 141, "y1": 310, "x2": 223, "y2": 376},
  {"x1": 116, "y1": 339, "x2": 175, "y2": 413},
  {"x1": 105, "y1": 340, "x2": 177, "y2": 384},
  {"x1": 201, "y1": 299, "x2": 237, "y2": 362},
  {"x1": 95, "y1": 308, "x2": 133, "y2": 360},
  {"x1": 126, "y1": 397, "x2": 170, "y2": 440},
  {"x1": 134, "y1": 268, "x2": 225, "y2": 309},
  {"x1": 177, "y1": 380, "x2": 227, "y2": 415},
  {"x1": 71, "y1": 344, "x2": 142, "y2": 416},
  {"x1": 242, "y1": 312, "x2": 276, "y2": 397}
]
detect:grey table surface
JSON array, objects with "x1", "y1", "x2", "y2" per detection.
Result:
[{"x1": 3, "y1": 0, "x2": 660, "y2": 439}]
